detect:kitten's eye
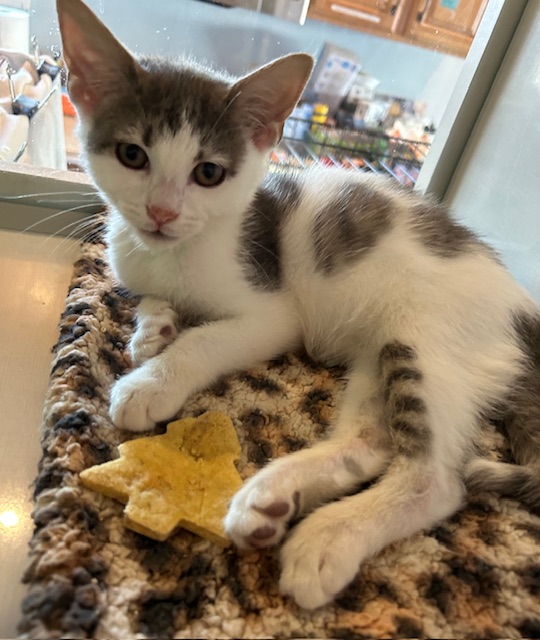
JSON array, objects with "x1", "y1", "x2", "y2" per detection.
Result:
[
  {"x1": 116, "y1": 143, "x2": 149, "y2": 170},
  {"x1": 192, "y1": 162, "x2": 226, "y2": 187}
]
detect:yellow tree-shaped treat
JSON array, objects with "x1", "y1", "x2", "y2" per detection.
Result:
[{"x1": 80, "y1": 412, "x2": 243, "y2": 545}]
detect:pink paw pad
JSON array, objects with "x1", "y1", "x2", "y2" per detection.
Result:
[
  {"x1": 245, "y1": 525, "x2": 277, "y2": 548},
  {"x1": 159, "y1": 325, "x2": 174, "y2": 337}
]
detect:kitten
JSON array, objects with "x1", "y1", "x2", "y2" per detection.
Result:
[{"x1": 57, "y1": 0, "x2": 540, "y2": 609}]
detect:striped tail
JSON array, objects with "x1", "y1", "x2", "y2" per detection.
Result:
[{"x1": 467, "y1": 312, "x2": 540, "y2": 512}]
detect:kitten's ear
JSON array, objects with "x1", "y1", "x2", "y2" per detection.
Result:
[
  {"x1": 56, "y1": 0, "x2": 139, "y2": 117},
  {"x1": 230, "y1": 54, "x2": 313, "y2": 150}
]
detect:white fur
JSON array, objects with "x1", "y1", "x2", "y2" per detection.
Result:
[
  {"x1": 128, "y1": 296, "x2": 178, "y2": 365},
  {"x1": 87, "y1": 124, "x2": 536, "y2": 608}
]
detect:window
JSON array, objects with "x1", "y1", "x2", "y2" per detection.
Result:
[{"x1": 0, "y1": 0, "x2": 527, "y2": 235}]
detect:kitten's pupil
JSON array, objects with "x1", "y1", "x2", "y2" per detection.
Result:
[
  {"x1": 193, "y1": 162, "x2": 226, "y2": 188},
  {"x1": 116, "y1": 143, "x2": 149, "y2": 170},
  {"x1": 201, "y1": 164, "x2": 215, "y2": 180},
  {"x1": 125, "y1": 145, "x2": 140, "y2": 162}
]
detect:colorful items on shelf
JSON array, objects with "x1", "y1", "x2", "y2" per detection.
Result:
[
  {"x1": 276, "y1": 103, "x2": 431, "y2": 188},
  {"x1": 311, "y1": 103, "x2": 329, "y2": 125}
]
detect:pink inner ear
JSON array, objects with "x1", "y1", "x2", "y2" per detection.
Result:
[
  {"x1": 68, "y1": 73, "x2": 97, "y2": 116},
  {"x1": 249, "y1": 81, "x2": 306, "y2": 150},
  {"x1": 65, "y1": 51, "x2": 99, "y2": 115},
  {"x1": 253, "y1": 122, "x2": 282, "y2": 150},
  {"x1": 61, "y1": 48, "x2": 97, "y2": 114}
]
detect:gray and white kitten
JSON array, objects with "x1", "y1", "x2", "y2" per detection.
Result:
[{"x1": 58, "y1": 0, "x2": 540, "y2": 609}]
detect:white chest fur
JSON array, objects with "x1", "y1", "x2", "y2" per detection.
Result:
[{"x1": 106, "y1": 209, "x2": 273, "y2": 320}]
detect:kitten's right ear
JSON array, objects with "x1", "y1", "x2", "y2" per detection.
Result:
[{"x1": 56, "y1": 0, "x2": 138, "y2": 117}]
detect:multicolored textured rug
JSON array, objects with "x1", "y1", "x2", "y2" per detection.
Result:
[{"x1": 18, "y1": 231, "x2": 540, "y2": 639}]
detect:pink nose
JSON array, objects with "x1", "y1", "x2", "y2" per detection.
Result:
[{"x1": 146, "y1": 205, "x2": 179, "y2": 227}]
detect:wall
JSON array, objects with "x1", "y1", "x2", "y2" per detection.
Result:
[
  {"x1": 446, "y1": 1, "x2": 540, "y2": 301},
  {"x1": 29, "y1": 0, "x2": 463, "y2": 125}
]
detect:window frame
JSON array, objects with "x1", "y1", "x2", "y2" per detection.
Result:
[
  {"x1": 416, "y1": 0, "x2": 528, "y2": 197},
  {"x1": 0, "y1": 0, "x2": 529, "y2": 237}
]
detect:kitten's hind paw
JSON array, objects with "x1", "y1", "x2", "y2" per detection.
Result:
[
  {"x1": 224, "y1": 466, "x2": 301, "y2": 550},
  {"x1": 279, "y1": 502, "x2": 364, "y2": 609}
]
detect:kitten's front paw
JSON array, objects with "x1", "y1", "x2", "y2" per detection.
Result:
[
  {"x1": 224, "y1": 465, "x2": 301, "y2": 550},
  {"x1": 279, "y1": 503, "x2": 365, "y2": 609},
  {"x1": 109, "y1": 363, "x2": 186, "y2": 431},
  {"x1": 130, "y1": 304, "x2": 178, "y2": 365}
]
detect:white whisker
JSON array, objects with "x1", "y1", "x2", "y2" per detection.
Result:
[
  {"x1": 19, "y1": 202, "x2": 98, "y2": 234},
  {"x1": 36, "y1": 197, "x2": 102, "y2": 205},
  {"x1": 63, "y1": 219, "x2": 102, "y2": 243},
  {"x1": 247, "y1": 237, "x2": 279, "y2": 261},
  {"x1": 124, "y1": 237, "x2": 144, "y2": 258},
  {"x1": 2, "y1": 190, "x2": 99, "y2": 200},
  {"x1": 49, "y1": 217, "x2": 103, "y2": 255},
  {"x1": 45, "y1": 216, "x2": 101, "y2": 243},
  {"x1": 81, "y1": 230, "x2": 105, "y2": 245}
]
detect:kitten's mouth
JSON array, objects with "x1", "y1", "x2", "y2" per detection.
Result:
[{"x1": 139, "y1": 229, "x2": 179, "y2": 244}]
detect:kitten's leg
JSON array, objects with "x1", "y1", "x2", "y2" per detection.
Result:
[
  {"x1": 129, "y1": 296, "x2": 179, "y2": 365},
  {"x1": 279, "y1": 457, "x2": 464, "y2": 609},
  {"x1": 224, "y1": 435, "x2": 389, "y2": 550},
  {"x1": 225, "y1": 366, "x2": 390, "y2": 548},
  {"x1": 110, "y1": 305, "x2": 300, "y2": 431},
  {"x1": 279, "y1": 340, "x2": 467, "y2": 609}
]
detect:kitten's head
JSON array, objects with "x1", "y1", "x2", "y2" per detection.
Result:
[{"x1": 56, "y1": 0, "x2": 312, "y2": 250}]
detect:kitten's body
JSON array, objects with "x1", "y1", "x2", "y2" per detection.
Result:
[{"x1": 58, "y1": 0, "x2": 540, "y2": 609}]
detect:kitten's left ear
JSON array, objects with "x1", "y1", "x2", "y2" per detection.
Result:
[{"x1": 230, "y1": 54, "x2": 313, "y2": 150}]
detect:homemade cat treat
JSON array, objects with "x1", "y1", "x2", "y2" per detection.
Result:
[{"x1": 80, "y1": 412, "x2": 243, "y2": 545}]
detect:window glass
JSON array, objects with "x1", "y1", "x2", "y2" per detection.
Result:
[{"x1": 0, "y1": 0, "x2": 491, "y2": 187}]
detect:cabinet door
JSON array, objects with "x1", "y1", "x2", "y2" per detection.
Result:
[
  {"x1": 406, "y1": 0, "x2": 489, "y2": 56},
  {"x1": 308, "y1": 0, "x2": 402, "y2": 37}
]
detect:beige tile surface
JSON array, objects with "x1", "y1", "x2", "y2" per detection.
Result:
[{"x1": 0, "y1": 230, "x2": 79, "y2": 639}]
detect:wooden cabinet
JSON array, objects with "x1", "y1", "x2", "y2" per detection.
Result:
[
  {"x1": 405, "y1": 0, "x2": 489, "y2": 55},
  {"x1": 308, "y1": 0, "x2": 489, "y2": 58},
  {"x1": 308, "y1": 0, "x2": 401, "y2": 38}
]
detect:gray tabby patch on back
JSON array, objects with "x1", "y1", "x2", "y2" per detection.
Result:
[
  {"x1": 411, "y1": 201, "x2": 486, "y2": 258},
  {"x1": 239, "y1": 172, "x2": 302, "y2": 291},
  {"x1": 312, "y1": 182, "x2": 392, "y2": 275}
]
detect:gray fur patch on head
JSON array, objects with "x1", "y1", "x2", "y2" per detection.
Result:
[
  {"x1": 312, "y1": 182, "x2": 392, "y2": 275},
  {"x1": 239, "y1": 172, "x2": 302, "y2": 291},
  {"x1": 411, "y1": 201, "x2": 487, "y2": 258},
  {"x1": 379, "y1": 341, "x2": 431, "y2": 458},
  {"x1": 85, "y1": 57, "x2": 246, "y2": 174}
]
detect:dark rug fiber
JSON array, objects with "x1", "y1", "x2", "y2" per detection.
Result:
[{"x1": 18, "y1": 233, "x2": 540, "y2": 639}]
